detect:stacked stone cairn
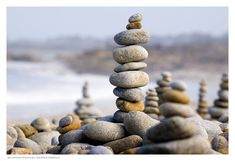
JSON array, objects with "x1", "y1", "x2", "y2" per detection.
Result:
[
  {"x1": 209, "y1": 74, "x2": 228, "y2": 119},
  {"x1": 127, "y1": 90, "x2": 212, "y2": 154},
  {"x1": 197, "y1": 79, "x2": 211, "y2": 119},
  {"x1": 155, "y1": 71, "x2": 172, "y2": 105},
  {"x1": 110, "y1": 13, "x2": 150, "y2": 123},
  {"x1": 144, "y1": 88, "x2": 160, "y2": 120},
  {"x1": 74, "y1": 81, "x2": 100, "y2": 124}
]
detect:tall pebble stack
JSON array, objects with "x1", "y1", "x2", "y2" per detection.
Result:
[
  {"x1": 110, "y1": 13, "x2": 150, "y2": 122},
  {"x1": 155, "y1": 71, "x2": 172, "y2": 105},
  {"x1": 197, "y1": 79, "x2": 210, "y2": 119},
  {"x1": 144, "y1": 89, "x2": 160, "y2": 120},
  {"x1": 209, "y1": 74, "x2": 228, "y2": 119}
]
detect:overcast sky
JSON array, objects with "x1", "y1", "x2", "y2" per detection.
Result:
[{"x1": 7, "y1": 7, "x2": 228, "y2": 41}]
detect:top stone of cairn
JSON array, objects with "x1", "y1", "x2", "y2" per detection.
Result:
[{"x1": 128, "y1": 13, "x2": 143, "y2": 23}]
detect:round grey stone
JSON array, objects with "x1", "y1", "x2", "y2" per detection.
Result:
[
  {"x1": 113, "y1": 45, "x2": 148, "y2": 64},
  {"x1": 159, "y1": 103, "x2": 195, "y2": 118},
  {"x1": 84, "y1": 121, "x2": 126, "y2": 142},
  {"x1": 59, "y1": 116, "x2": 73, "y2": 128},
  {"x1": 208, "y1": 107, "x2": 228, "y2": 118},
  {"x1": 110, "y1": 71, "x2": 149, "y2": 88},
  {"x1": 170, "y1": 81, "x2": 187, "y2": 91},
  {"x1": 31, "y1": 117, "x2": 51, "y2": 131},
  {"x1": 146, "y1": 116, "x2": 197, "y2": 142},
  {"x1": 123, "y1": 111, "x2": 159, "y2": 138},
  {"x1": 59, "y1": 130, "x2": 85, "y2": 148},
  {"x1": 114, "y1": 62, "x2": 147, "y2": 72},
  {"x1": 211, "y1": 135, "x2": 228, "y2": 153},
  {"x1": 114, "y1": 29, "x2": 150, "y2": 45},
  {"x1": 113, "y1": 87, "x2": 144, "y2": 102},
  {"x1": 136, "y1": 135, "x2": 211, "y2": 154},
  {"x1": 89, "y1": 146, "x2": 113, "y2": 154},
  {"x1": 61, "y1": 143, "x2": 94, "y2": 154},
  {"x1": 218, "y1": 90, "x2": 228, "y2": 101},
  {"x1": 113, "y1": 110, "x2": 128, "y2": 123},
  {"x1": 14, "y1": 138, "x2": 42, "y2": 154},
  {"x1": 29, "y1": 131, "x2": 60, "y2": 146},
  {"x1": 7, "y1": 126, "x2": 18, "y2": 139},
  {"x1": 129, "y1": 13, "x2": 143, "y2": 23},
  {"x1": 51, "y1": 136, "x2": 58, "y2": 145}
]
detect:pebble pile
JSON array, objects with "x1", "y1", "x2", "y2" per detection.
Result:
[
  {"x1": 131, "y1": 92, "x2": 212, "y2": 154},
  {"x1": 110, "y1": 13, "x2": 150, "y2": 123},
  {"x1": 74, "y1": 81, "x2": 101, "y2": 122},
  {"x1": 144, "y1": 89, "x2": 160, "y2": 120},
  {"x1": 209, "y1": 74, "x2": 228, "y2": 119},
  {"x1": 155, "y1": 71, "x2": 172, "y2": 104},
  {"x1": 197, "y1": 79, "x2": 210, "y2": 119}
]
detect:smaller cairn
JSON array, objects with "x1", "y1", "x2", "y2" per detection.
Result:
[
  {"x1": 144, "y1": 89, "x2": 160, "y2": 119},
  {"x1": 74, "y1": 81, "x2": 99, "y2": 120},
  {"x1": 134, "y1": 91, "x2": 212, "y2": 154},
  {"x1": 155, "y1": 71, "x2": 172, "y2": 104},
  {"x1": 209, "y1": 74, "x2": 228, "y2": 119},
  {"x1": 197, "y1": 79, "x2": 210, "y2": 119}
]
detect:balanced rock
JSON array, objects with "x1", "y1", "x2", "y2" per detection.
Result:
[
  {"x1": 84, "y1": 121, "x2": 126, "y2": 142},
  {"x1": 113, "y1": 110, "x2": 129, "y2": 123},
  {"x1": 116, "y1": 98, "x2": 144, "y2": 112},
  {"x1": 123, "y1": 111, "x2": 159, "y2": 138},
  {"x1": 110, "y1": 71, "x2": 149, "y2": 88},
  {"x1": 161, "y1": 90, "x2": 190, "y2": 104},
  {"x1": 113, "y1": 87, "x2": 144, "y2": 102},
  {"x1": 114, "y1": 62, "x2": 147, "y2": 73},
  {"x1": 128, "y1": 13, "x2": 142, "y2": 23}
]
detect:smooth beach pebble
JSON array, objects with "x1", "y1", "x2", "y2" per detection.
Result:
[
  {"x1": 146, "y1": 116, "x2": 197, "y2": 142},
  {"x1": 113, "y1": 45, "x2": 148, "y2": 64},
  {"x1": 170, "y1": 81, "x2": 187, "y2": 91},
  {"x1": 61, "y1": 143, "x2": 93, "y2": 154},
  {"x1": 159, "y1": 103, "x2": 195, "y2": 118},
  {"x1": 110, "y1": 71, "x2": 149, "y2": 88},
  {"x1": 14, "y1": 138, "x2": 42, "y2": 154},
  {"x1": 128, "y1": 13, "x2": 143, "y2": 23},
  {"x1": 59, "y1": 116, "x2": 73, "y2": 128},
  {"x1": 114, "y1": 29, "x2": 150, "y2": 45},
  {"x1": 113, "y1": 87, "x2": 144, "y2": 102},
  {"x1": 59, "y1": 130, "x2": 85, "y2": 148},
  {"x1": 89, "y1": 146, "x2": 113, "y2": 154},
  {"x1": 113, "y1": 110, "x2": 128, "y2": 123},
  {"x1": 161, "y1": 90, "x2": 190, "y2": 104},
  {"x1": 114, "y1": 62, "x2": 147, "y2": 73},
  {"x1": 116, "y1": 98, "x2": 144, "y2": 112},
  {"x1": 126, "y1": 22, "x2": 142, "y2": 30},
  {"x1": 17, "y1": 124, "x2": 38, "y2": 138},
  {"x1": 104, "y1": 135, "x2": 143, "y2": 154},
  {"x1": 211, "y1": 135, "x2": 228, "y2": 154},
  {"x1": 29, "y1": 131, "x2": 60, "y2": 146},
  {"x1": 123, "y1": 111, "x2": 159, "y2": 138},
  {"x1": 31, "y1": 117, "x2": 51, "y2": 131},
  {"x1": 84, "y1": 121, "x2": 126, "y2": 142}
]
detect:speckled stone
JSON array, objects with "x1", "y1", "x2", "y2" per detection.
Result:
[
  {"x1": 114, "y1": 62, "x2": 147, "y2": 73},
  {"x1": 84, "y1": 121, "x2": 126, "y2": 142},
  {"x1": 113, "y1": 87, "x2": 144, "y2": 102},
  {"x1": 110, "y1": 71, "x2": 149, "y2": 88},
  {"x1": 114, "y1": 29, "x2": 150, "y2": 45}
]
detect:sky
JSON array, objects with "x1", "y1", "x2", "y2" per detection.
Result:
[{"x1": 7, "y1": 7, "x2": 228, "y2": 41}]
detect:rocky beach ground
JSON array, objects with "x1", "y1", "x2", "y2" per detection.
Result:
[{"x1": 7, "y1": 13, "x2": 228, "y2": 155}]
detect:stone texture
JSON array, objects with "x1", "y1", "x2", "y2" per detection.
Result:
[
  {"x1": 202, "y1": 120, "x2": 223, "y2": 141},
  {"x1": 170, "y1": 81, "x2": 187, "y2": 91},
  {"x1": 161, "y1": 90, "x2": 190, "y2": 104},
  {"x1": 113, "y1": 45, "x2": 148, "y2": 64},
  {"x1": 123, "y1": 111, "x2": 159, "y2": 138},
  {"x1": 126, "y1": 22, "x2": 142, "y2": 30},
  {"x1": 31, "y1": 117, "x2": 51, "y2": 131},
  {"x1": 29, "y1": 131, "x2": 60, "y2": 146},
  {"x1": 114, "y1": 62, "x2": 147, "y2": 73},
  {"x1": 104, "y1": 135, "x2": 142, "y2": 154},
  {"x1": 59, "y1": 130, "x2": 85, "y2": 148},
  {"x1": 114, "y1": 29, "x2": 150, "y2": 45},
  {"x1": 59, "y1": 116, "x2": 73, "y2": 128},
  {"x1": 135, "y1": 135, "x2": 212, "y2": 154},
  {"x1": 14, "y1": 138, "x2": 42, "y2": 154},
  {"x1": 89, "y1": 146, "x2": 113, "y2": 154},
  {"x1": 211, "y1": 135, "x2": 228, "y2": 154},
  {"x1": 61, "y1": 143, "x2": 93, "y2": 154},
  {"x1": 113, "y1": 87, "x2": 144, "y2": 102},
  {"x1": 17, "y1": 124, "x2": 38, "y2": 138},
  {"x1": 84, "y1": 121, "x2": 126, "y2": 142},
  {"x1": 7, "y1": 147, "x2": 33, "y2": 154},
  {"x1": 128, "y1": 13, "x2": 142, "y2": 23},
  {"x1": 116, "y1": 98, "x2": 144, "y2": 112},
  {"x1": 113, "y1": 110, "x2": 128, "y2": 123},
  {"x1": 146, "y1": 116, "x2": 197, "y2": 142},
  {"x1": 159, "y1": 103, "x2": 195, "y2": 118},
  {"x1": 110, "y1": 71, "x2": 149, "y2": 88}
]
